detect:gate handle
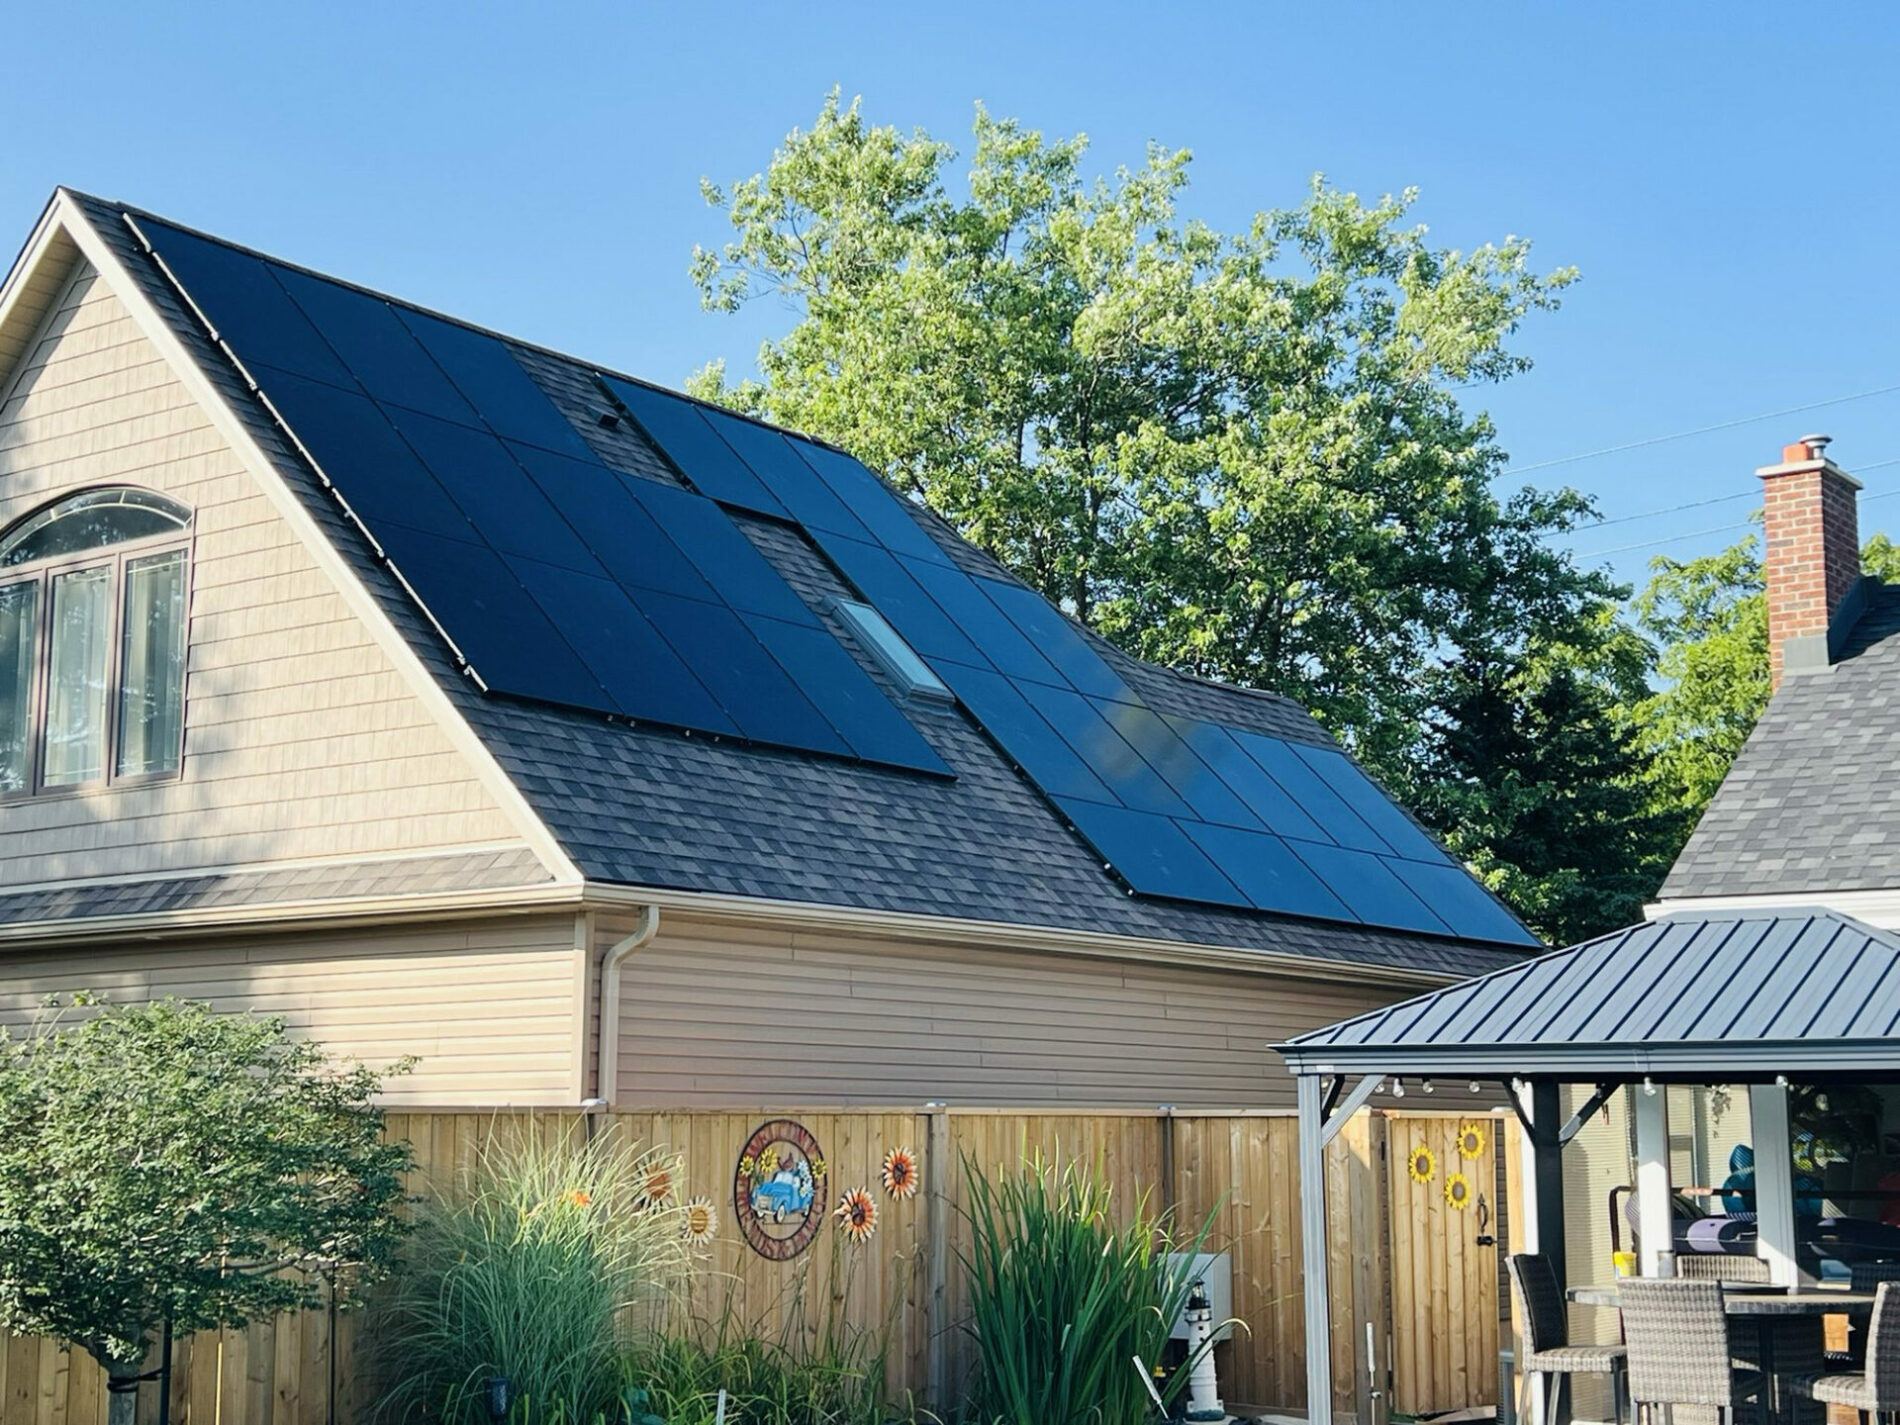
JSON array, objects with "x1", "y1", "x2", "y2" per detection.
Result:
[{"x1": 1475, "y1": 1192, "x2": 1495, "y2": 1247}]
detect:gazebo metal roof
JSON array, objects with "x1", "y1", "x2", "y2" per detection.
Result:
[{"x1": 1277, "y1": 908, "x2": 1900, "y2": 1080}]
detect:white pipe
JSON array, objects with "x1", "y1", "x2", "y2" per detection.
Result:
[{"x1": 595, "y1": 905, "x2": 659, "y2": 1105}]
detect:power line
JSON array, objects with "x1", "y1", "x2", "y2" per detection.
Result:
[
  {"x1": 1565, "y1": 463, "x2": 1900, "y2": 562},
  {"x1": 1505, "y1": 381, "x2": 1900, "y2": 476}
]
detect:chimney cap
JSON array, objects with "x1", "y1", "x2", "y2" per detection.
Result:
[{"x1": 1800, "y1": 433, "x2": 1833, "y2": 453}]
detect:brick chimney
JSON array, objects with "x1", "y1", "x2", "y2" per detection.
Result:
[{"x1": 1759, "y1": 433, "x2": 1865, "y2": 687}]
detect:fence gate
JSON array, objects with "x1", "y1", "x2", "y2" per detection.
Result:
[{"x1": 1384, "y1": 1110, "x2": 1506, "y2": 1416}]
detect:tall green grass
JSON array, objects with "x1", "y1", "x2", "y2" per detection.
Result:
[
  {"x1": 632, "y1": 1256, "x2": 912, "y2": 1425},
  {"x1": 960, "y1": 1151, "x2": 1210, "y2": 1425},
  {"x1": 370, "y1": 1124, "x2": 692, "y2": 1423}
]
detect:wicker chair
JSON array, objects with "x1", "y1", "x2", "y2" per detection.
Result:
[
  {"x1": 1823, "y1": 1265, "x2": 1900, "y2": 1370},
  {"x1": 1619, "y1": 1278, "x2": 1765, "y2": 1425},
  {"x1": 1793, "y1": 1281, "x2": 1900, "y2": 1424},
  {"x1": 1509, "y1": 1253, "x2": 1628, "y2": 1425},
  {"x1": 1677, "y1": 1254, "x2": 1773, "y2": 1283}
]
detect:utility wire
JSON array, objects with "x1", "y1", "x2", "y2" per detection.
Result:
[
  {"x1": 1505, "y1": 381, "x2": 1900, "y2": 477},
  {"x1": 1572, "y1": 473, "x2": 1900, "y2": 560}
]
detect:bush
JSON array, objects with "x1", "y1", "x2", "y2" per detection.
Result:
[
  {"x1": 960, "y1": 1151, "x2": 1209, "y2": 1425},
  {"x1": 372, "y1": 1123, "x2": 692, "y2": 1423}
]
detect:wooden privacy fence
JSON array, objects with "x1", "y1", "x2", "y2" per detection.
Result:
[{"x1": 0, "y1": 1106, "x2": 1518, "y2": 1425}]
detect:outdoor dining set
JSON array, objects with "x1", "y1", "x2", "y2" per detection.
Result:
[{"x1": 1511, "y1": 1254, "x2": 1900, "y2": 1425}]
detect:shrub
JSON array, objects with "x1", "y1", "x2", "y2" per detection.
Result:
[
  {"x1": 0, "y1": 997, "x2": 409, "y2": 1425},
  {"x1": 960, "y1": 1151, "x2": 1209, "y2": 1425},
  {"x1": 372, "y1": 1123, "x2": 692, "y2": 1423}
]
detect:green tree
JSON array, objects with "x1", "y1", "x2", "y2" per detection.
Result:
[
  {"x1": 692, "y1": 94, "x2": 1664, "y2": 942},
  {"x1": 0, "y1": 998, "x2": 411, "y2": 1425}
]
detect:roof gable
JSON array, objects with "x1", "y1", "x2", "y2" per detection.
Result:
[{"x1": 51, "y1": 189, "x2": 1536, "y2": 967}]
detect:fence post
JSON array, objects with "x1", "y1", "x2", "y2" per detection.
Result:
[
  {"x1": 1158, "y1": 1105, "x2": 1177, "y2": 1217},
  {"x1": 924, "y1": 1103, "x2": 950, "y2": 1414}
]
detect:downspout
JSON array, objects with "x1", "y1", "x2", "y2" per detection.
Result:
[{"x1": 595, "y1": 904, "x2": 659, "y2": 1107}]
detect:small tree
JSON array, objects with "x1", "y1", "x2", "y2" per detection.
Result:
[{"x1": 0, "y1": 996, "x2": 412, "y2": 1425}]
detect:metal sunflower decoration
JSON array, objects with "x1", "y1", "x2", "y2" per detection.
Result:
[
  {"x1": 682, "y1": 1196, "x2": 718, "y2": 1243},
  {"x1": 881, "y1": 1146, "x2": 920, "y2": 1199},
  {"x1": 835, "y1": 1187, "x2": 877, "y2": 1243},
  {"x1": 1408, "y1": 1144, "x2": 1436, "y2": 1184},
  {"x1": 1444, "y1": 1172, "x2": 1473, "y2": 1210},
  {"x1": 1457, "y1": 1122, "x2": 1487, "y2": 1160},
  {"x1": 637, "y1": 1155, "x2": 683, "y2": 1211}
]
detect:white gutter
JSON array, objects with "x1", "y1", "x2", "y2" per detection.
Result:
[{"x1": 595, "y1": 904, "x2": 659, "y2": 1104}]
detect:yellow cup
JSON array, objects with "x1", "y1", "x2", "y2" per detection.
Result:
[{"x1": 1612, "y1": 1251, "x2": 1637, "y2": 1278}]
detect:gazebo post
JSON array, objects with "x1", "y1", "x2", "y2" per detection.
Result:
[
  {"x1": 1633, "y1": 1086, "x2": 1673, "y2": 1275},
  {"x1": 1298, "y1": 1072, "x2": 1334, "y2": 1425},
  {"x1": 1515, "y1": 1080, "x2": 1568, "y2": 1425},
  {"x1": 1748, "y1": 1082, "x2": 1802, "y2": 1285}
]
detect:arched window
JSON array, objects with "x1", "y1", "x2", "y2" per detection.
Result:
[{"x1": 0, "y1": 488, "x2": 192, "y2": 794}]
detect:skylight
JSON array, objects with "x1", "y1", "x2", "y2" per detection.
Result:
[{"x1": 834, "y1": 599, "x2": 951, "y2": 700}]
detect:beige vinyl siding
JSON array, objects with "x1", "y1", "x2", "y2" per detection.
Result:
[
  {"x1": 607, "y1": 912, "x2": 1414, "y2": 1109},
  {"x1": 0, "y1": 914, "x2": 586, "y2": 1104},
  {"x1": 0, "y1": 261, "x2": 528, "y2": 884}
]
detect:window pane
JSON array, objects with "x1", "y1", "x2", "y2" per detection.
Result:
[
  {"x1": 0, "y1": 582, "x2": 37, "y2": 792},
  {"x1": 43, "y1": 566, "x2": 111, "y2": 787},
  {"x1": 117, "y1": 550, "x2": 187, "y2": 778},
  {"x1": 0, "y1": 488, "x2": 191, "y2": 568}
]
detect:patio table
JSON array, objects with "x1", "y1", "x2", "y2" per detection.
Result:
[{"x1": 1569, "y1": 1285, "x2": 1877, "y2": 1425}]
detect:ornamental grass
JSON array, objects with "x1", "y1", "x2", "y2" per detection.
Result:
[
  {"x1": 370, "y1": 1123, "x2": 692, "y2": 1424},
  {"x1": 960, "y1": 1151, "x2": 1211, "y2": 1425}
]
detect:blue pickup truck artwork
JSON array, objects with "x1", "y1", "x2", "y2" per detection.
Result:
[{"x1": 751, "y1": 1160, "x2": 815, "y2": 1222}]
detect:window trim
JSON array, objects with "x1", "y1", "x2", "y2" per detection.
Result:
[{"x1": 0, "y1": 508, "x2": 193, "y2": 802}]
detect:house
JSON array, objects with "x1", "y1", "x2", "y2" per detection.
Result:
[
  {"x1": 0, "y1": 188, "x2": 1535, "y2": 1111},
  {"x1": 1657, "y1": 433, "x2": 1900, "y2": 926}
]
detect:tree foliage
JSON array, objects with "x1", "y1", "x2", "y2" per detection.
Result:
[
  {"x1": 692, "y1": 94, "x2": 1673, "y2": 943},
  {"x1": 0, "y1": 997, "x2": 410, "y2": 1407}
]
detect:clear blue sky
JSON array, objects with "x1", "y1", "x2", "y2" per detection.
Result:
[{"x1": 5, "y1": 2, "x2": 1896, "y2": 593}]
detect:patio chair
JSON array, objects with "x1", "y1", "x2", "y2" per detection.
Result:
[
  {"x1": 1828, "y1": 1265, "x2": 1900, "y2": 1369},
  {"x1": 1619, "y1": 1278, "x2": 1766, "y2": 1425},
  {"x1": 1678, "y1": 1254, "x2": 1772, "y2": 1283},
  {"x1": 1793, "y1": 1281, "x2": 1900, "y2": 1424},
  {"x1": 1509, "y1": 1253, "x2": 1628, "y2": 1425}
]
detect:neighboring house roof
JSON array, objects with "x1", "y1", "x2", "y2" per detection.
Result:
[
  {"x1": 1278, "y1": 908, "x2": 1900, "y2": 1077},
  {"x1": 18, "y1": 190, "x2": 1535, "y2": 977},
  {"x1": 1665, "y1": 582, "x2": 1900, "y2": 900}
]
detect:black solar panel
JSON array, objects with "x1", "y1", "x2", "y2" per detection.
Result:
[
  {"x1": 134, "y1": 218, "x2": 950, "y2": 777},
  {"x1": 134, "y1": 213, "x2": 1532, "y2": 944},
  {"x1": 600, "y1": 377, "x2": 790, "y2": 521}
]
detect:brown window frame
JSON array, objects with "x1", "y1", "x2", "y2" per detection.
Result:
[{"x1": 0, "y1": 518, "x2": 193, "y2": 802}]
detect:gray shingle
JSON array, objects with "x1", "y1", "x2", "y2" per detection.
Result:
[
  {"x1": 1665, "y1": 585, "x2": 1900, "y2": 898},
  {"x1": 0, "y1": 848, "x2": 554, "y2": 927}
]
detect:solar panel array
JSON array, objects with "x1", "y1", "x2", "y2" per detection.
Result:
[
  {"x1": 611, "y1": 381, "x2": 1534, "y2": 946},
  {"x1": 133, "y1": 217, "x2": 949, "y2": 777},
  {"x1": 134, "y1": 213, "x2": 1533, "y2": 945}
]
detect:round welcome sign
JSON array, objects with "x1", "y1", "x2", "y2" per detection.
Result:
[{"x1": 733, "y1": 1118, "x2": 828, "y2": 1260}]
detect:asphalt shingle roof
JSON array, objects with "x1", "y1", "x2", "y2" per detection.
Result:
[
  {"x1": 0, "y1": 848, "x2": 553, "y2": 928},
  {"x1": 68, "y1": 192, "x2": 1530, "y2": 979},
  {"x1": 1665, "y1": 583, "x2": 1900, "y2": 899}
]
